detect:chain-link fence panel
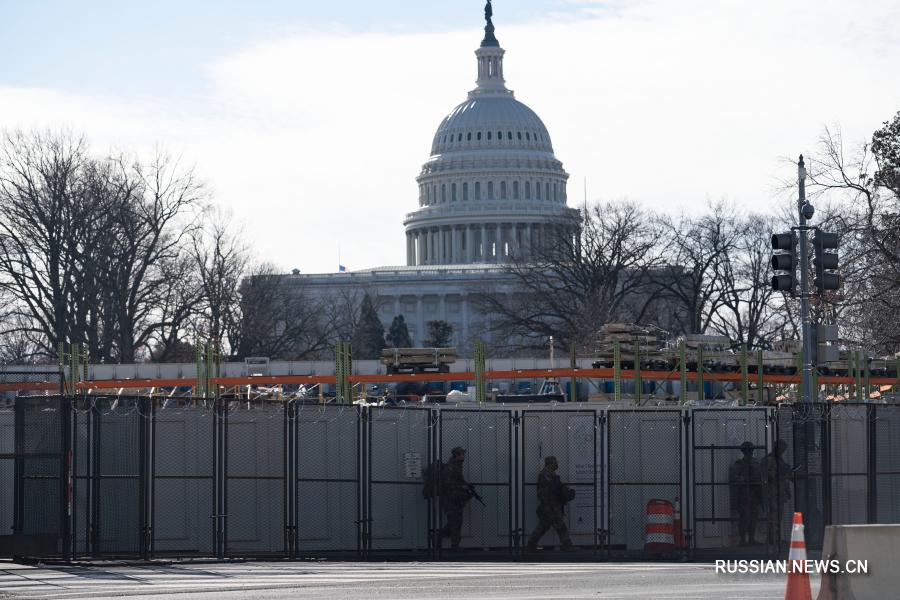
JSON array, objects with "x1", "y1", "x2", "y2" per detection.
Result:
[
  {"x1": 828, "y1": 404, "x2": 869, "y2": 525},
  {"x1": 367, "y1": 406, "x2": 432, "y2": 557},
  {"x1": 295, "y1": 403, "x2": 362, "y2": 558},
  {"x1": 225, "y1": 399, "x2": 286, "y2": 557},
  {"x1": 0, "y1": 403, "x2": 14, "y2": 543},
  {"x1": 779, "y1": 404, "x2": 827, "y2": 550},
  {"x1": 437, "y1": 407, "x2": 513, "y2": 556},
  {"x1": 874, "y1": 405, "x2": 900, "y2": 523},
  {"x1": 691, "y1": 408, "x2": 770, "y2": 555},
  {"x1": 607, "y1": 409, "x2": 682, "y2": 557},
  {"x1": 19, "y1": 397, "x2": 65, "y2": 556},
  {"x1": 153, "y1": 399, "x2": 215, "y2": 557},
  {"x1": 93, "y1": 397, "x2": 145, "y2": 557},
  {"x1": 521, "y1": 408, "x2": 599, "y2": 555},
  {"x1": 72, "y1": 398, "x2": 91, "y2": 557}
]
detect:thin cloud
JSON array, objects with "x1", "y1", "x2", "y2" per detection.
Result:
[{"x1": 1, "y1": 0, "x2": 898, "y2": 274}]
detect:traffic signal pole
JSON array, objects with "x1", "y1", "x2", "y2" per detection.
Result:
[{"x1": 797, "y1": 156, "x2": 814, "y2": 404}]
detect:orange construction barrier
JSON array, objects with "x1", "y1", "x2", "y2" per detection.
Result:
[
  {"x1": 785, "y1": 512, "x2": 812, "y2": 600},
  {"x1": 645, "y1": 499, "x2": 675, "y2": 554}
]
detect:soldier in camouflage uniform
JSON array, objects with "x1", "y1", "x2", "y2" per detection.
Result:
[
  {"x1": 438, "y1": 447, "x2": 470, "y2": 549},
  {"x1": 729, "y1": 441, "x2": 763, "y2": 546},
  {"x1": 526, "y1": 456, "x2": 575, "y2": 551},
  {"x1": 763, "y1": 439, "x2": 792, "y2": 552}
]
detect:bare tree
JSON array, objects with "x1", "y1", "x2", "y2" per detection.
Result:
[
  {"x1": 234, "y1": 264, "x2": 331, "y2": 360},
  {"x1": 710, "y1": 214, "x2": 785, "y2": 348},
  {"x1": 474, "y1": 202, "x2": 662, "y2": 350},
  {"x1": 191, "y1": 211, "x2": 248, "y2": 355},
  {"x1": 654, "y1": 202, "x2": 740, "y2": 335}
]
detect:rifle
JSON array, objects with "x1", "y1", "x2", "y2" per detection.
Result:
[{"x1": 467, "y1": 484, "x2": 487, "y2": 507}]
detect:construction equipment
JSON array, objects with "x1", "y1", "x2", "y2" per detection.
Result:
[{"x1": 381, "y1": 347, "x2": 457, "y2": 374}]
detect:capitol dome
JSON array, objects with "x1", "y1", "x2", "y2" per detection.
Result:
[{"x1": 404, "y1": 1, "x2": 577, "y2": 267}]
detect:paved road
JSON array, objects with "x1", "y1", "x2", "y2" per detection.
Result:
[{"x1": 0, "y1": 561, "x2": 817, "y2": 599}]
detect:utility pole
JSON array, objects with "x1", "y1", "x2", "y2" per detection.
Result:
[{"x1": 797, "y1": 156, "x2": 814, "y2": 403}]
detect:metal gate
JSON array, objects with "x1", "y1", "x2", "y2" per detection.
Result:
[
  {"x1": 224, "y1": 399, "x2": 287, "y2": 557},
  {"x1": 438, "y1": 406, "x2": 514, "y2": 556},
  {"x1": 873, "y1": 405, "x2": 900, "y2": 522},
  {"x1": 1, "y1": 397, "x2": 70, "y2": 559},
  {"x1": 521, "y1": 407, "x2": 600, "y2": 554},
  {"x1": 151, "y1": 399, "x2": 216, "y2": 557},
  {"x1": 690, "y1": 407, "x2": 770, "y2": 556},
  {"x1": 366, "y1": 406, "x2": 432, "y2": 558},
  {"x1": 607, "y1": 409, "x2": 682, "y2": 557},
  {"x1": 294, "y1": 403, "x2": 362, "y2": 558}
]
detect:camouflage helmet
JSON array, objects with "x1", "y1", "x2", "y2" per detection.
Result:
[
  {"x1": 451, "y1": 446, "x2": 466, "y2": 458},
  {"x1": 544, "y1": 456, "x2": 558, "y2": 466},
  {"x1": 740, "y1": 441, "x2": 755, "y2": 452}
]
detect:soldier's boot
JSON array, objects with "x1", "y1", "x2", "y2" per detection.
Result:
[
  {"x1": 560, "y1": 537, "x2": 575, "y2": 551},
  {"x1": 525, "y1": 539, "x2": 538, "y2": 552}
]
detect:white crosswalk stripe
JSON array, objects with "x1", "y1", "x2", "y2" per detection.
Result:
[{"x1": 0, "y1": 562, "x2": 712, "y2": 599}]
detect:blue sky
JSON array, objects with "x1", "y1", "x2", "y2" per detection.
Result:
[{"x1": 1, "y1": 0, "x2": 899, "y2": 273}]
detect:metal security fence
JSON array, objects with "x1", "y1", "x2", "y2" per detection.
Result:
[
  {"x1": 607, "y1": 409, "x2": 682, "y2": 557},
  {"x1": 3, "y1": 396, "x2": 900, "y2": 561}
]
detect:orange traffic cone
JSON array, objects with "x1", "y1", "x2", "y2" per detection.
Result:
[{"x1": 784, "y1": 512, "x2": 812, "y2": 600}]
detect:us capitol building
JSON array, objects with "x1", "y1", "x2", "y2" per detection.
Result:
[{"x1": 289, "y1": 3, "x2": 578, "y2": 351}]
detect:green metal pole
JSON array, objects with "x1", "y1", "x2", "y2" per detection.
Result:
[
  {"x1": 856, "y1": 350, "x2": 863, "y2": 402},
  {"x1": 613, "y1": 341, "x2": 621, "y2": 403},
  {"x1": 795, "y1": 353, "x2": 803, "y2": 402},
  {"x1": 570, "y1": 343, "x2": 578, "y2": 403},
  {"x1": 679, "y1": 340, "x2": 687, "y2": 405},
  {"x1": 475, "y1": 341, "x2": 485, "y2": 404},
  {"x1": 697, "y1": 345, "x2": 705, "y2": 403},
  {"x1": 757, "y1": 350, "x2": 765, "y2": 404},
  {"x1": 58, "y1": 341, "x2": 66, "y2": 395},
  {"x1": 863, "y1": 351, "x2": 870, "y2": 402},
  {"x1": 740, "y1": 344, "x2": 749, "y2": 406},
  {"x1": 634, "y1": 341, "x2": 642, "y2": 406}
]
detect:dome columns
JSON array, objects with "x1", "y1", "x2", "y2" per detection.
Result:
[{"x1": 407, "y1": 222, "x2": 564, "y2": 266}]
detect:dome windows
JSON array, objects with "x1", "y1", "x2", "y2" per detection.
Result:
[
  {"x1": 507, "y1": 131, "x2": 512, "y2": 140},
  {"x1": 452, "y1": 183, "x2": 457, "y2": 201},
  {"x1": 475, "y1": 181, "x2": 481, "y2": 200},
  {"x1": 477, "y1": 131, "x2": 482, "y2": 141},
  {"x1": 488, "y1": 181, "x2": 494, "y2": 200},
  {"x1": 463, "y1": 182, "x2": 469, "y2": 201},
  {"x1": 517, "y1": 132, "x2": 522, "y2": 140},
  {"x1": 526, "y1": 132, "x2": 531, "y2": 141},
  {"x1": 487, "y1": 131, "x2": 492, "y2": 141},
  {"x1": 536, "y1": 181, "x2": 542, "y2": 200},
  {"x1": 500, "y1": 181, "x2": 507, "y2": 200},
  {"x1": 467, "y1": 132, "x2": 472, "y2": 141},
  {"x1": 457, "y1": 133, "x2": 463, "y2": 142},
  {"x1": 512, "y1": 181, "x2": 519, "y2": 200},
  {"x1": 525, "y1": 181, "x2": 531, "y2": 200}
]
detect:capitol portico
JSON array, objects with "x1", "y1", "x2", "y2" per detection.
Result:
[{"x1": 282, "y1": 2, "x2": 579, "y2": 351}]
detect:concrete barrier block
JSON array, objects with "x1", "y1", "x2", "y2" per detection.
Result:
[{"x1": 817, "y1": 524, "x2": 900, "y2": 600}]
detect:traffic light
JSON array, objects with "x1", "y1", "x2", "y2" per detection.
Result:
[
  {"x1": 812, "y1": 230, "x2": 840, "y2": 294},
  {"x1": 771, "y1": 231, "x2": 797, "y2": 294}
]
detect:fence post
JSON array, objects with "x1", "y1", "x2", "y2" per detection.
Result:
[
  {"x1": 867, "y1": 405, "x2": 877, "y2": 524},
  {"x1": 634, "y1": 341, "x2": 642, "y2": 406},
  {"x1": 60, "y1": 395, "x2": 73, "y2": 562},
  {"x1": 679, "y1": 340, "x2": 687, "y2": 405}
]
